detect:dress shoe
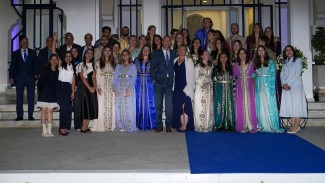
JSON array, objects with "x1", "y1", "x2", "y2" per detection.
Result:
[
  {"x1": 28, "y1": 117, "x2": 35, "y2": 121},
  {"x1": 14, "y1": 117, "x2": 23, "y2": 121},
  {"x1": 59, "y1": 129, "x2": 68, "y2": 136},
  {"x1": 166, "y1": 127, "x2": 172, "y2": 132},
  {"x1": 250, "y1": 129, "x2": 257, "y2": 134},
  {"x1": 155, "y1": 127, "x2": 163, "y2": 133},
  {"x1": 176, "y1": 128, "x2": 186, "y2": 133},
  {"x1": 287, "y1": 126, "x2": 301, "y2": 134}
]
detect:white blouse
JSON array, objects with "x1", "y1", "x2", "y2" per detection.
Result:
[
  {"x1": 58, "y1": 64, "x2": 74, "y2": 84},
  {"x1": 76, "y1": 62, "x2": 94, "y2": 78}
]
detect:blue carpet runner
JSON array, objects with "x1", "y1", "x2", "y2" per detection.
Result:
[{"x1": 185, "y1": 131, "x2": 325, "y2": 174}]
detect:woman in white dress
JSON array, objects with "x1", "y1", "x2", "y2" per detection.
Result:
[
  {"x1": 92, "y1": 46, "x2": 116, "y2": 132},
  {"x1": 193, "y1": 50, "x2": 214, "y2": 132},
  {"x1": 280, "y1": 45, "x2": 307, "y2": 134}
]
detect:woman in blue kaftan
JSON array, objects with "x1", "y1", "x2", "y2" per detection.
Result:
[
  {"x1": 113, "y1": 50, "x2": 138, "y2": 132},
  {"x1": 254, "y1": 45, "x2": 284, "y2": 133},
  {"x1": 134, "y1": 45, "x2": 157, "y2": 130}
]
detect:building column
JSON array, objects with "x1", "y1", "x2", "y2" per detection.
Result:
[
  {"x1": 142, "y1": 0, "x2": 162, "y2": 35},
  {"x1": 288, "y1": 0, "x2": 314, "y2": 100}
]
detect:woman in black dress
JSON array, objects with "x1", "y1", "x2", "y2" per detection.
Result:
[
  {"x1": 75, "y1": 49, "x2": 98, "y2": 133},
  {"x1": 37, "y1": 54, "x2": 59, "y2": 137}
]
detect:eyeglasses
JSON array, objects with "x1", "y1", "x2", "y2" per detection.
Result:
[{"x1": 66, "y1": 36, "x2": 73, "y2": 39}]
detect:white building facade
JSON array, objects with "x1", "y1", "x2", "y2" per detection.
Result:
[{"x1": 1, "y1": 0, "x2": 324, "y2": 101}]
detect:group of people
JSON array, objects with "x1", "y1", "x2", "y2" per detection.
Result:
[{"x1": 8, "y1": 17, "x2": 307, "y2": 137}]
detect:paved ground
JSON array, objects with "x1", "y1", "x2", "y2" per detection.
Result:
[{"x1": 0, "y1": 127, "x2": 324, "y2": 172}]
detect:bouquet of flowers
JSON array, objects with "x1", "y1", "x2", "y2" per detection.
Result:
[
  {"x1": 186, "y1": 53, "x2": 199, "y2": 66},
  {"x1": 276, "y1": 47, "x2": 308, "y2": 73}
]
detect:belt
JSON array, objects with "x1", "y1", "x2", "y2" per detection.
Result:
[
  {"x1": 240, "y1": 76, "x2": 253, "y2": 79},
  {"x1": 258, "y1": 74, "x2": 270, "y2": 77},
  {"x1": 118, "y1": 74, "x2": 132, "y2": 78},
  {"x1": 100, "y1": 72, "x2": 113, "y2": 76},
  {"x1": 216, "y1": 80, "x2": 232, "y2": 83},
  {"x1": 138, "y1": 73, "x2": 150, "y2": 76}
]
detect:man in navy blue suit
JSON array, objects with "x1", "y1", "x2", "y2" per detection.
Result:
[
  {"x1": 150, "y1": 36, "x2": 176, "y2": 132},
  {"x1": 9, "y1": 36, "x2": 39, "y2": 121}
]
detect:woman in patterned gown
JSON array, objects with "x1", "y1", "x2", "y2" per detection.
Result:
[
  {"x1": 92, "y1": 46, "x2": 116, "y2": 132},
  {"x1": 254, "y1": 45, "x2": 284, "y2": 133},
  {"x1": 134, "y1": 45, "x2": 157, "y2": 130},
  {"x1": 113, "y1": 50, "x2": 138, "y2": 132},
  {"x1": 211, "y1": 52, "x2": 235, "y2": 132},
  {"x1": 233, "y1": 48, "x2": 258, "y2": 133},
  {"x1": 193, "y1": 50, "x2": 214, "y2": 132}
]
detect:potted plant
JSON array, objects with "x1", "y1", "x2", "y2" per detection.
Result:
[{"x1": 311, "y1": 26, "x2": 325, "y2": 101}]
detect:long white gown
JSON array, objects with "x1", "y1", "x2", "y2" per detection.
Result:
[
  {"x1": 92, "y1": 62, "x2": 115, "y2": 132},
  {"x1": 193, "y1": 66, "x2": 214, "y2": 132},
  {"x1": 279, "y1": 57, "x2": 307, "y2": 117}
]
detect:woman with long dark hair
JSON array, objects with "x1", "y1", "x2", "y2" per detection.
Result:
[
  {"x1": 246, "y1": 23, "x2": 263, "y2": 60},
  {"x1": 233, "y1": 48, "x2": 258, "y2": 133},
  {"x1": 211, "y1": 52, "x2": 235, "y2": 132},
  {"x1": 135, "y1": 45, "x2": 157, "y2": 130},
  {"x1": 37, "y1": 54, "x2": 59, "y2": 137},
  {"x1": 52, "y1": 33, "x2": 75, "y2": 136},
  {"x1": 193, "y1": 50, "x2": 214, "y2": 132},
  {"x1": 254, "y1": 45, "x2": 284, "y2": 133},
  {"x1": 92, "y1": 46, "x2": 116, "y2": 132},
  {"x1": 75, "y1": 49, "x2": 98, "y2": 133}
]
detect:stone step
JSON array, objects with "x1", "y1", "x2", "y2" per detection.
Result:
[
  {"x1": 308, "y1": 110, "x2": 325, "y2": 118},
  {"x1": 0, "y1": 111, "x2": 71, "y2": 120},
  {"x1": 307, "y1": 102, "x2": 325, "y2": 110}
]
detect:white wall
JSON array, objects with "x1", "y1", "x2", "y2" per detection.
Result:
[
  {"x1": 0, "y1": 1, "x2": 20, "y2": 92},
  {"x1": 142, "y1": 0, "x2": 162, "y2": 36},
  {"x1": 54, "y1": 0, "x2": 100, "y2": 46}
]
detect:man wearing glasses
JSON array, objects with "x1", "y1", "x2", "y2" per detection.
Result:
[{"x1": 58, "y1": 32, "x2": 82, "y2": 61}]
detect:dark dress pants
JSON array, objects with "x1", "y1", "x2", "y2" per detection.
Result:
[
  {"x1": 56, "y1": 81, "x2": 72, "y2": 130},
  {"x1": 16, "y1": 76, "x2": 35, "y2": 118},
  {"x1": 154, "y1": 82, "x2": 173, "y2": 129}
]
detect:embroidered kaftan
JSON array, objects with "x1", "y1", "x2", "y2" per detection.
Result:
[
  {"x1": 92, "y1": 62, "x2": 115, "y2": 132},
  {"x1": 193, "y1": 66, "x2": 214, "y2": 132},
  {"x1": 113, "y1": 63, "x2": 137, "y2": 132},
  {"x1": 255, "y1": 59, "x2": 284, "y2": 133}
]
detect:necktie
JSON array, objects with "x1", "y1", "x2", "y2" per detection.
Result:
[
  {"x1": 23, "y1": 50, "x2": 28, "y2": 62},
  {"x1": 165, "y1": 51, "x2": 170, "y2": 66}
]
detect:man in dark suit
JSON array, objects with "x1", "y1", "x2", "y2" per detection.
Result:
[
  {"x1": 150, "y1": 36, "x2": 176, "y2": 132},
  {"x1": 58, "y1": 32, "x2": 82, "y2": 61},
  {"x1": 9, "y1": 36, "x2": 39, "y2": 121},
  {"x1": 38, "y1": 36, "x2": 58, "y2": 71}
]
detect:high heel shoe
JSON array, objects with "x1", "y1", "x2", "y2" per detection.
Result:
[
  {"x1": 80, "y1": 129, "x2": 87, "y2": 133},
  {"x1": 59, "y1": 129, "x2": 68, "y2": 136},
  {"x1": 287, "y1": 126, "x2": 301, "y2": 134},
  {"x1": 176, "y1": 128, "x2": 187, "y2": 133}
]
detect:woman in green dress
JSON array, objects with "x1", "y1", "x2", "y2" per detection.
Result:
[{"x1": 211, "y1": 52, "x2": 235, "y2": 132}]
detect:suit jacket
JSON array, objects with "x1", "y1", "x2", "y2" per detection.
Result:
[
  {"x1": 38, "y1": 47, "x2": 59, "y2": 71},
  {"x1": 58, "y1": 43, "x2": 82, "y2": 61},
  {"x1": 9, "y1": 48, "x2": 39, "y2": 81},
  {"x1": 150, "y1": 48, "x2": 176, "y2": 87}
]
